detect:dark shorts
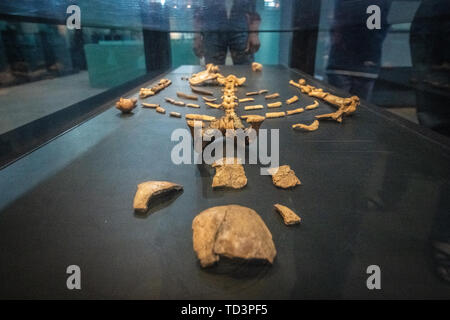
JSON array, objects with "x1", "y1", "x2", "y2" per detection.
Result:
[{"x1": 202, "y1": 32, "x2": 254, "y2": 65}]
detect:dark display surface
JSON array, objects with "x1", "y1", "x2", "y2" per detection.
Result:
[{"x1": 0, "y1": 66, "x2": 449, "y2": 299}]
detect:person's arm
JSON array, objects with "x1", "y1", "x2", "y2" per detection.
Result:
[{"x1": 245, "y1": 2, "x2": 261, "y2": 54}]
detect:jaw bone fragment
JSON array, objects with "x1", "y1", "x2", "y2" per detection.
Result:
[
  {"x1": 292, "y1": 120, "x2": 319, "y2": 131},
  {"x1": 133, "y1": 181, "x2": 183, "y2": 213},
  {"x1": 116, "y1": 97, "x2": 137, "y2": 113},
  {"x1": 212, "y1": 158, "x2": 247, "y2": 189},
  {"x1": 274, "y1": 204, "x2": 301, "y2": 225},
  {"x1": 268, "y1": 165, "x2": 301, "y2": 189},
  {"x1": 192, "y1": 205, "x2": 277, "y2": 268}
]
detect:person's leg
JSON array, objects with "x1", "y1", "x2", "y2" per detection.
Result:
[
  {"x1": 229, "y1": 32, "x2": 253, "y2": 65},
  {"x1": 202, "y1": 32, "x2": 227, "y2": 65},
  {"x1": 350, "y1": 76, "x2": 375, "y2": 101},
  {"x1": 326, "y1": 74, "x2": 353, "y2": 93}
]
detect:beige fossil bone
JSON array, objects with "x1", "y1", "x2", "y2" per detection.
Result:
[
  {"x1": 286, "y1": 107, "x2": 305, "y2": 115},
  {"x1": 185, "y1": 114, "x2": 216, "y2": 121},
  {"x1": 211, "y1": 158, "x2": 247, "y2": 189},
  {"x1": 170, "y1": 112, "x2": 182, "y2": 118},
  {"x1": 186, "y1": 103, "x2": 200, "y2": 108},
  {"x1": 265, "y1": 93, "x2": 280, "y2": 99},
  {"x1": 116, "y1": 97, "x2": 137, "y2": 113},
  {"x1": 177, "y1": 92, "x2": 198, "y2": 100},
  {"x1": 265, "y1": 111, "x2": 285, "y2": 118},
  {"x1": 246, "y1": 91, "x2": 259, "y2": 96},
  {"x1": 274, "y1": 204, "x2": 301, "y2": 225},
  {"x1": 245, "y1": 105, "x2": 264, "y2": 111},
  {"x1": 156, "y1": 106, "x2": 166, "y2": 114},
  {"x1": 286, "y1": 95, "x2": 299, "y2": 105},
  {"x1": 305, "y1": 100, "x2": 319, "y2": 110},
  {"x1": 192, "y1": 205, "x2": 277, "y2": 268},
  {"x1": 190, "y1": 86, "x2": 213, "y2": 96},
  {"x1": 205, "y1": 102, "x2": 222, "y2": 109},
  {"x1": 239, "y1": 98, "x2": 255, "y2": 103},
  {"x1": 259, "y1": 89, "x2": 268, "y2": 94},
  {"x1": 292, "y1": 120, "x2": 319, "y2": 131},
  {"x1": 189, "y1": 64, "x2": 222, "y2": 86},
  {"x1": 252, "y1": 62, "x2": 263, "y2": 72},
  {"x1": 133, "y1": 181, "x2": 183, "y2": 214},
  {"x1": 141, "y1": 102, "x2": 159, "y2": 109},
  {"x1": 268, "y1": 165, "x2": 301, "y2": 189},
  {"x1": 267, "y1": 102, "x2": 282, "y2": 108},
  {"x1": 139, "y1": 78, "x2": 171, "y2": 98}
]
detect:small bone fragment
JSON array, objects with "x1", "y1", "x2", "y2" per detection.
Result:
[
  {"x1": 192, "y1": 205, "x2": 277, "y2": 268},
  {"x1": 274, "y1": 204, "x2": 301, "y2": 225},
  {"x1": 177, "y1": 91, "x2": 198, "y2": 100},
  {"x1": 245, "y1": 105, "x2": 264, "y2": 111},
  {"x1": 205, "y1": 102, "x2": 221, "y2": 109},
  {"x1": 165, "y1": 97, "x2": 185, "y2": 106},
  {"x1": 286, "y1": 107, "x2": 304, "y2": 115},
  {"x1": 268, "y1": 165, "x2": 301, "y2": 189},
  {"x1": 133, "y1": 181, "x2": 183, "y2": 214},
  {"x1": 190, "y1": 86, "x2": 213, "y2": 96},
  {"x1": 305, "y1": 100, "x2": 319, "y2": 110},
  {"x1": 267, "y1": 102, "x2": 282, "y2": 108},
  {"x1": 156, "y1": 106, "x2": 166, "y2": 114},
  {"x1": 286, "y1": 96, "x2": 299, "y2": 105},
  {"x1": 187, "y1": 103, "x2": 200, "y2": 108},
  {"x1": 259, "y1": 89, "x2": 268, "y2": 94},
  {"x1": 165, "y1": 97, "x2": 175, "y2": 103},
  {"x1": 292, "y1": 120, "x2": 319, "y2": 131},
  {"x1": 142, "y1": 102, "x2": 159, "y2": 109},
  {"x1": 252, "y1": 62, "x2": 263, "y2": 72},
  {"x1": 265, "y1": 93, "x2": 280, "y2": 99},
  {"x1": 116, "y1": 97, "x2": 137, "y2": 113},
  {"x1": 139, "y1": 88, "x2": 154, "y2": 98},
  {"x1": 246, "y1": 91, "x2": 259, "y2": 96},
  {"x1": 186, "y1": 114, "x2": 216, "y2": 121},
  {"x1": 265, "y1": 111, "x2": 285, "y2": 118},
  {"x1": 170, "y1": 112, "x2": 182, "y2": 118},
  {"x1": 243, "y1": 115, "x2": 265, "y2": 122},
  {"x1": 212, "y1": 158, "x2": 247, "y2": 189},
  {"x1": 202, "y1": 96, "x2": 217, "y2": 102},
  {"x1": 289, "y1": 80, "x2": 302, "y2": 89},
  {"x1": 239, "y1": 98, "x2": 255, "y2": 103}
]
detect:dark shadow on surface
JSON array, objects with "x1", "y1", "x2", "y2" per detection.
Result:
[{"x1": 133, "y1": 188, "x2": 184, "y2": 219}]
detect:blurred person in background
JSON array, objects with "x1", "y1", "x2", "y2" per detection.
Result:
[
  {"x1": 410, "y1": 0, "x2": 450, "y2": 136},
  {"x1": 193, "y1": 0, "x2": 261, "y2": 65},
  {"x1": 326, "y1": 0, "x2": 392, "y2": 100}
]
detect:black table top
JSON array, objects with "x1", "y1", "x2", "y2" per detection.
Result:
[{"x1": 0, "y1": 65, "x2": 449, "y2": 299}]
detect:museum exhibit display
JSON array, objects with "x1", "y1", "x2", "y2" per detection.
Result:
[{"x1": 0, "y1": 0, "x2": 449, "y2": 302}]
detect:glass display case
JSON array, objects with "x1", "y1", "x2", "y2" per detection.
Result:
[{"x1": 0, "y1": 1, "x2": 449, "y2": 300}]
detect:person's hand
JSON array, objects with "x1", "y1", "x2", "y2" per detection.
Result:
[
  {"x1": 245, "y1": 32, "x2": 260, "y2": 54},
  {"x1": 193, "y1": 34, "x2": 204, "y2": 58}
]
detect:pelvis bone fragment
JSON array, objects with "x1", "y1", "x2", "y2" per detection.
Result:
[
  {"x1": 192, "y1": 205, "x2": 277, "y2": 268},
  {"x1": 133, "y1": 181, "x2": 183, "y2": 214}
]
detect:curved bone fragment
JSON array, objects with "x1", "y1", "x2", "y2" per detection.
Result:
[
  {"x1": 252, "y1": 62, "x2": 263, "y2": 72},
  {"x1": 265, "y1": 93, "x2": 280, "y2": 100},
  {"x1": 286, "y1": 107, "x2": 304, "y2": 115},
  {"x1": 177, "y1": 92, "x2": 198, "y2": 100},
  {"x1": 286, "y1": 96, "x2": 299, "y2": 105},
  {"x1": 212, "y1": 158, "x2": 247, "y2": 189},
  {"x1": 190, "y1": 86, "x2": 213, "y2": 96},
  {"x1": 133, "y1": 181, "x2": 183, "y2": 213},
  {"x1": 116, "y1": 98, "x2": 137, "y2": 113},
  {"x1": 245, "y1": 105, "x2": 263, "y2": 111},
  {"x1": 185, "y1": 114, "x2": 216, "y2": 121},
  {"x1": 202, "y1": 96, "x2": 217, "y2": 102},
  {"x1": 246, "y1": 91, "x2": 259, "y2": 96},
  {"x1": 192, "y1": 205, "x2": 277, "y2": 268},
  {"x1": 305, "y1": 100, "x2": 319, "y2": 110},
  {"x1": 268, "y1": 165, "x2": 301, "y2": 189},
  {"x1": 267, "y1": 102, "x2": 282, "y2": 108},
  {"x1": 292, "y1": 120, "x2": 319, "y2": 131},
  {"x1": 205, "y1": 102, "x2": 222, "y2": 109},
  {"x1": 259, "y1": 89, "x2": 268, "y2": 94},
  {"x1": 274, "y1": 204, "x2": 301, "y2": 225},
  {"x1": 265, "y1": 111, "x2": 285, "y2": 118}
]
